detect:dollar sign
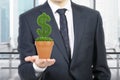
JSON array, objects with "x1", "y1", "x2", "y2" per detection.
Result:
[{"x1": 37, "y1": 13, "x2": 52, "y2": 38}]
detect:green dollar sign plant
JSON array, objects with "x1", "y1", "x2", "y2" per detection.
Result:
[
  {"x1": 35, "y1": 12, "x2": 53, "y2": 41},
  {"x1": 35, "y1": 12, "x2": 54, "y2": 59}
]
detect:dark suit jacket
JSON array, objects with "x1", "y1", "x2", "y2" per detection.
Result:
[{"x1": 18, "y1": 1, "x2": 111, "y2": 80}]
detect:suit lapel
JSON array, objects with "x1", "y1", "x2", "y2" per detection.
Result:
[
  {"x1": 39, "y1": 2, "x2": 70, "y2": 63},
  {"x1": 71, "y1": 3, "x2": 86, "y2": 63}
]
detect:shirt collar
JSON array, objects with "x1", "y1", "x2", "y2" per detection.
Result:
[{"x1": 48, "y1": 0, "x2": 72, "y2": 13}]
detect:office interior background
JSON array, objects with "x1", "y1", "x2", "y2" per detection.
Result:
[{"x1": 0, "y1": 0, "x2": 120, "y2": 80}]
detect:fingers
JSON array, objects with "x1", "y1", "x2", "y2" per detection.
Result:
[
  {"x1": 35, "y1": 59, "x2": 56, "y2": 68},
  {"x1": 25, "y1": 56, "x2": 33, "y2": 62},
  {"x1": 46, "y1": 59, "x2": 56, "y2": 66},
  {"x1": 25, "y1": 56, "x2": 38, "y2": 62}
]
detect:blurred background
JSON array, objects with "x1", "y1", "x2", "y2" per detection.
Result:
[{"x1": 0, "y1": 0, "x2": 120, "y2": 80}]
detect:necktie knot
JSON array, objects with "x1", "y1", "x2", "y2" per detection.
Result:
[{"x1": 56, "y1": 9, "x2": 67, "y2": 15}]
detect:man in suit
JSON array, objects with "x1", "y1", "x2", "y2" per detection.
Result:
[{"x1": 18, "y1": 0, "x2": 111, "y2": 80}]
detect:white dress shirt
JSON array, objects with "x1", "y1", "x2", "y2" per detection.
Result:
[
  {"x1": 48, "y1": 0, "x2": 74, "y2": 58},
  {"x1": 33, "y1": 0, "x2": 74, "y2": 74}
]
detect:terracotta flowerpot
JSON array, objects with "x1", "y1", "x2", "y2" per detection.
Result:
[{"x1": 35, "y1": 41, "x2": 54, "y2": 59}]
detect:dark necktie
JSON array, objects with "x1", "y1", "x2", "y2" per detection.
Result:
[{"x1": 57, "y1": 9, "x2": 71, "y2": 62}]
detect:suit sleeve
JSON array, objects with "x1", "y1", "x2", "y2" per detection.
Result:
[
  {"x1": 18, "y1": 14, "x2": 40, "y2": 80},
  {"x1": 92, "y1": 12, "x2": 111, "y2": 80}
]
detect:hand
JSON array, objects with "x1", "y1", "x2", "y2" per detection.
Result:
[{"x1": 25, "y1": 56, "x2": 56, "y2": 68}]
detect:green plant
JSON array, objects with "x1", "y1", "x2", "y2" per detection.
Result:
[{"x1": 35, "y1": 12, "x2": 53, "y2": 41}]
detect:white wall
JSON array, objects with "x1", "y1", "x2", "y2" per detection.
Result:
[
  {"x1": 73, "y1": 0, "x2": 93, "y2": 8},
  {"x1": 118, "y1": 0, "x2": 120, "y2": 38}
]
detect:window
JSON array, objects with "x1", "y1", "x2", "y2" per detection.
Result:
[
  {"x1": 35, "y1": 0, "x2": 46, "y2": 6},
  {"x1": 0, "y1": 0, "x2": 9, "y2": 43},
  {"x1": 10, "y1": 0, "x2": 34, "y2": 49},
  {"x1": 95, "y1": 0, "x2": 120, "y2": 52}
]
